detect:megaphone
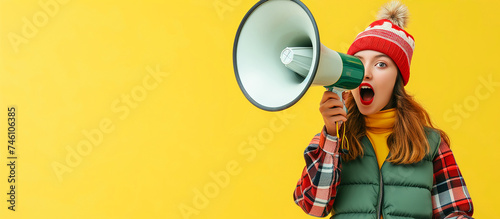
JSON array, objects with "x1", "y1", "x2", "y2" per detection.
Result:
[{"x1": 233, "y1": 0, "x2": 365, "y2": 111}]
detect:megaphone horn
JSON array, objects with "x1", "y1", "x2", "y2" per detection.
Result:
[{"x1": 233, "y1": 0, "x2": 364, "y2": 111}]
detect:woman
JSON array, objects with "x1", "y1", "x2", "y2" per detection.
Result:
[{"x1": 293, "y1": 1, "x2": 473, "y2": 218}]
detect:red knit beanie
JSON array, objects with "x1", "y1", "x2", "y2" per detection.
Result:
[{"x1": 347, "y1": 1, "x2": 414, "y2": 86}]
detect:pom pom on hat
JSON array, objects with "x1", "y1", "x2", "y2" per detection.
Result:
[
  {"x1": 377, "y1": 1, "x2": 409, "y2": 28},
  {"x1": 347, "y1": 1, "x2": 415, "y2": 86}
]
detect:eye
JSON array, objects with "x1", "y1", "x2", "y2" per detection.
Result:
[{"x1": 375, "y1": 62, "x2": 387, "y2": 68}]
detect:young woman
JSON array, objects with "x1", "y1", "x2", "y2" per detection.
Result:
[{"x1": 293, "y1": 1, "x2": 473, "y2": 219}]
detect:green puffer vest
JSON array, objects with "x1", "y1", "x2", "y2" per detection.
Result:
[{"x1": 331, "y1": 128, "x2": 441, "y2": 219}]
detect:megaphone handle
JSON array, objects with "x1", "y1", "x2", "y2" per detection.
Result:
[
  {"x1": 327, "y1": 87, "x2": 350, "y2": 154},
  {"x1": 327, "y1": 87, "x2": 347, "y2": 117}
]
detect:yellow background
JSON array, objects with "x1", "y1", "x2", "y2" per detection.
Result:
[{"x1": 0, "y1": 0, "x2": 498, "y2": 218}]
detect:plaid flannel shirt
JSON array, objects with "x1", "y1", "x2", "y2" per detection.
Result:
[{"x1": 293, "y1": 129, "x2": 474, "y2": 218}]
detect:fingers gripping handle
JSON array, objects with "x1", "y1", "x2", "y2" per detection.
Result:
[
  {"x1": 326, "y1": 86, "x2": 350, "y2": 154},
  {"x1": 327, "y1": 86, "x2": 347, "y2": 119}
]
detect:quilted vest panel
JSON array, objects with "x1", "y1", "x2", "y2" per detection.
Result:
[{"x1": 331, "y1": 128, "x2": 441, "y2": 219}]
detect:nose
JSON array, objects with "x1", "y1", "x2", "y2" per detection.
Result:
[{"x1": 363, "y1": 66, "x2": 372, "y2": 80}]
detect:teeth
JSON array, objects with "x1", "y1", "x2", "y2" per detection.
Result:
[{"x1": 361, "y1": 86, "x2": 371, "y2": 89}]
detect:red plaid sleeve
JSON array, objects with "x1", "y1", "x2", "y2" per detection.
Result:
[
  {"x1": 432, "y1": 138, "x2": 474, "y2": 219},
  {"x1": 293, "y1": 128, "x2": 341, "y2": 217}
]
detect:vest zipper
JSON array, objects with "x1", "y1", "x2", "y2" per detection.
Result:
[
  {"x1": 377, "y1": 170, "x2": 383, "y2": 219},
  {"x1": 366, "y1": 136, "x2": 386, "y2": 219}
]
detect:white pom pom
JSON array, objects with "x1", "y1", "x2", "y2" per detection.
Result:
[{"x1": 377, "y1": 1, "x2": 409, "y2": 28}]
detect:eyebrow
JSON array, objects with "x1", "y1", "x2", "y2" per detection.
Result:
[
  {"x1": 374, "y1": 54, "x2": 390, "y2": 59},
  {"x1": 355, "y1": 54, "x2": 391, "y2": 60}
]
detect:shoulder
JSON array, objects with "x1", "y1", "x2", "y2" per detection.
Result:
[
  {"x1": 423, "y1": 127, "x2": 440, "y2": 140},
  {"x1": 423, "y1": 127, "x2": 442, "y2": 159}
]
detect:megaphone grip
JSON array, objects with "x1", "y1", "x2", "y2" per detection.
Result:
[{"x1": 328, "y1": 87, "x2": 347, "y2": 115}]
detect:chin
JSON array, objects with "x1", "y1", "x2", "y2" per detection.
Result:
[
  {"x1": 354, "y1": 99, "x2": 383, "y2": 116},
  {"x1": 358, "y1": 106, "x2": 378, "y2": 116}
]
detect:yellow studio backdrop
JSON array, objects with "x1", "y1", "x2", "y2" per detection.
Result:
[{"x1": 0, "y1": 0, "x2": 498, "y2": 218}]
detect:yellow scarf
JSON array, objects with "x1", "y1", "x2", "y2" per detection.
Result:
[{"x1": 365, "y1": 108, "x2": 396, "y2": 169}]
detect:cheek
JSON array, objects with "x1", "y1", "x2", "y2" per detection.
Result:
[
  {"x1": 375, "y1": 73, "x2": 397, "y2": 101},
  {"x1": 387, "y1": 68, "x2": 398, "y2": 84},
  {"x1": 377, "y1": 86, "x2": 394, "y2": 102},
  {"x1": 351, "y1": 89, "x2": 360, "y2": 101}
]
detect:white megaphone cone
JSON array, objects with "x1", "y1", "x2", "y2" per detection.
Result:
[{"x1": 233, "y1": 0, "x2": 364, "y2": 111}]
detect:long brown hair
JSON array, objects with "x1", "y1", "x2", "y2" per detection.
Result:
[{"x1": 341, "y1": 74, "x2": 450, "y2": 164}]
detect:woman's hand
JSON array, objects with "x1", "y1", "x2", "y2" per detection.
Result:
[{"x1": 319, "y1": 91, "x2": 347, "y2": 136}]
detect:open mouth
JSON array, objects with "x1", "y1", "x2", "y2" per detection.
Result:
[{"x1": 359, "y1": 83, "x2": 374, "y2": 105}]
